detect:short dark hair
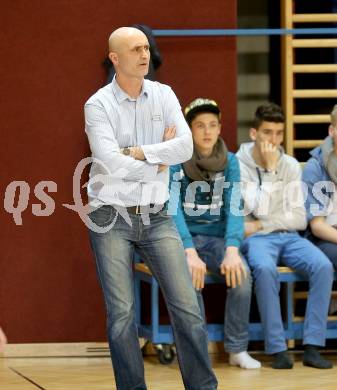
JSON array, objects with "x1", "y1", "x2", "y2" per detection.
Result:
[{"x1": 253, "y1": 103, "x2": 285, "y2": 129}]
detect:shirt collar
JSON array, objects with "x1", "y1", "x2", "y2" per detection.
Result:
[{"x1": 111, "y1": 76, "x2": 149, "y2": 104}]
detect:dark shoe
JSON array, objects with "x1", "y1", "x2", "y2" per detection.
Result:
[
  {"x1": 303, "y1": 345, "x2": 333, "y2": 369},
  {"x1": 271, "y1": 351, "x2": 293, "y2": 369}
]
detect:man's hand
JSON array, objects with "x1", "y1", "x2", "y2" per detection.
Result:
[
  {"x1": 260, "y1": 141, "x2": 279, "y2": 171},
  {"x1": 120, "y1": 146, "x2": 145, "y2": 160},
  {"x1": 220, "y1": 247, "x2": 247, "y2": 288},
  {"x1": 163, "y1": 126, "x2": 176, "y2": 141},
  {"x1": 158, "y1": 164, "x2": 168, "y2": 173},
  {"x1": 0, "y1": 327, "x2": 7, "y2": 353},
  {"x1": 120, "y1": 126, "x2": 176, "y2": 161},
  {"x1": 310, "y1": 216, "x2": 337, "y2": 244},
  {"x1": 244, "y1": 220, "x2": 262, "y2": 237},
  {"x1": 185, "y1": 248, "x2": 206, "y2": 290},
  {"x1": 129, "y1": 146, "x2": 145, "y2": 160}
]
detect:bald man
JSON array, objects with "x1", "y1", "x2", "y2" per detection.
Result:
[{"x1": 84, "y1": 27, "x2": 218, "y2": 390}]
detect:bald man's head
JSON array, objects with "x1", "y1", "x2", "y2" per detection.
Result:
[
  {"x1": 108, "y1": 27, "x2": 147, "y2": 53},
  {"x1": 107, "y1": 26, "x2": 150, "y2": 80}
]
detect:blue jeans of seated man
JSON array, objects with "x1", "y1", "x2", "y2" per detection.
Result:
[
  {"x1": 241, "y1": 232, "x2": 334, "y2": 355},
  {"x1": 192, "y1": 234, "x2": 252, "y2": 353},
  {"x1": 89, "y1": 206, "x2": 218, "y2": 390}
]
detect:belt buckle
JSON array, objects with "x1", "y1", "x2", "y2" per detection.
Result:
[{"x1": 135, "y1": 205, "x2": 141, "y2": 215}]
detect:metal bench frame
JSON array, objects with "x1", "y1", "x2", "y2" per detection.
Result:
[{"x1": 134, "y1": 263, "x2": 337, "y2": 346}]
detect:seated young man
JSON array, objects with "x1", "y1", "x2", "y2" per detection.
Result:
[
  {"x1": 302, "y1": 104, "x2": 337, "y2": 269},
  {"x1": 236, "y1": 103, "x2": 334, "y2": 369},
  {"x1": 169, "y1": 98, "x2": 261, "y2": 369}
]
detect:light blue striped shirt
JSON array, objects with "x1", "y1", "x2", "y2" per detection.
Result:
[{"x1": 84, "y1": 78, "x2": 193, "y2": 207}]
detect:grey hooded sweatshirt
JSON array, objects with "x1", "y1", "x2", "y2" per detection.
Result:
[{"x1": 236, "y1": 142, "x2": 307, "y2": 234}]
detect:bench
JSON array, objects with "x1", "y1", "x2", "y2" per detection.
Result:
[{"x1": 134, "y1": 263, "x2": 337, "y2": 362}]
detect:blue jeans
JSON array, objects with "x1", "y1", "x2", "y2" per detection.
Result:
[
  {"x1": 241, "y1": 232, "x2": 334, "y2": 354},
  {"x1": 192, "y1": 234, "x2": 252, "y2": 353},
  {"x1": 89, "y1": 206, "x2": 218, "y2": 390}
]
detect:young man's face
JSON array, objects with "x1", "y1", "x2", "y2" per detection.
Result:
[
  {"x1": 190, "y1": 112, "x2": 221, "y2": 154},
  {"x1": 250, "y1": 120, "x2": 284, "y2": 149}
]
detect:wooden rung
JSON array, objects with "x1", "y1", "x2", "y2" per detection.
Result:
[
  {"x1": 292, "y1": 13, "x2": 337, "y2": 23},
  {"x1": 134, "y1": 263, "x2": 152, "y2": 275},
  {"x1": 294, "y1": 292, "x2": 307, "y2": 299},
  {"x1": 293, "y1": 316, "x2": 304, "y2": 323},
  {"x1": 293, "y1": 114, "x2": 330, "y2": 123},
  {"x1": 294, "y1": 315, "x2": 337, "y2": 322},
  {"x1": 293, "y1": 89, "x2": 337, "y2": 98},
  {"x1": 278, "y1": 266, "x2": 293, "y2": 273},
  {"x1": 293, "y1": 64, "x2": 337, "y2": 73},
  {"x1": 294, "y1": 291, "x2": 337, "y2": 300},
  {"x1": 293, "y1": 140, "x2": 323, "y2": 148},
  {"x1": 293, "y1": 38, "x2": 337, "y2": 48},
  {"x1": 135, "y1": 263, "x2": 295, "y2": 275}
]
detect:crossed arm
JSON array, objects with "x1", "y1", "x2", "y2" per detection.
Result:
[
  {"x1": 121, "y1": 126, "x2": 176, "y2": 173},
  {"x1": 85, "y1": 95, "x2": 192, "y2": 182}
]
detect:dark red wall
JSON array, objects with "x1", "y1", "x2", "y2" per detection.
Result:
[{"x1": 0, "y1": 0, "x2": 237, "y2": 342}]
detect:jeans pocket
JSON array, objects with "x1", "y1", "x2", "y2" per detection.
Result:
[{"x1": 88, "y1": 205, "x2": 115, "y2": 228}]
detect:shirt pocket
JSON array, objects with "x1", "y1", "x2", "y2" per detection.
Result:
[{"x1": 151, "y1": 113, "x2": 165, "y2": 143}]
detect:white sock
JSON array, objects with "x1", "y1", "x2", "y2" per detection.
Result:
[{"x1": 229, "y1": 351, "x2": 261, "y2": 369}]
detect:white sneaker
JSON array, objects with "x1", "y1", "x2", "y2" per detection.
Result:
[{"x1": 229, "y1": 351, "x2": 261, "y2": 369}]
